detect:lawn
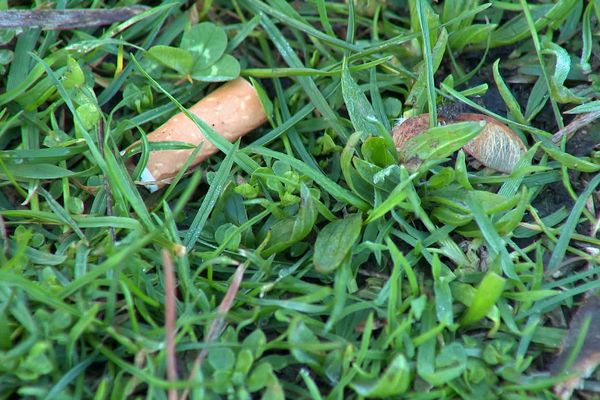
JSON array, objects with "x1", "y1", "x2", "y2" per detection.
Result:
[{"x1": 0, "y1": 1, "x2": 599, "y2": 399}]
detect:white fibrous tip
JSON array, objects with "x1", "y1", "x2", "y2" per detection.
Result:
[
  {"x1": 394, "y1": 117, "x2": 407, "y2": 128},
  {"x1": 140, "y1": 168, "x2": 159, "y2": 193}
]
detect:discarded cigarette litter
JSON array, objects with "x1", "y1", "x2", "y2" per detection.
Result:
[{"x1": 140, "y1": 77, "x2": 267, "y2": 191}]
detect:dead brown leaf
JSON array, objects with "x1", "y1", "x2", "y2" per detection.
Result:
[
  {"x1": 550, "y1": 296, "x2": 600, "y2": 400},
  {"x1": 392, "y1": 112, "x2": 527, "y2": 173}
]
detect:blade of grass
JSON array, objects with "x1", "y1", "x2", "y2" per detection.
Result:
[
  {"x1": 97, "y1": 3, "x2": 179, "y2": 106},
  {"x1": 518, "y1": 0, "x2": 563, "y2": 129},
  {"x1": 465, "y1": 196, "x2": 518, "y2": 280},
  {"x1": 255, "y1": 13, "x2": 348, "y2": 140},
  {"x1": 161, "y1": 250, "x2": 178, "y2": 400},
  {"x1": 58, "y1": 230, "x2": 158, "y2": 299},
  {"x1": 244, "y1": 0, "x2": 359, "y2": 52},
  {"x1": 416, "y1": 0, "x2": 438, "y2": 127},
  {"x1": 38, "y1": 187, "x2": 85, "y2": 240},
  {"x1": 547, "y1": 173, "x2": 600, "y2": 272},
  {"x1": 183, "y1": 141, "x2": 239, "y2": 250}
]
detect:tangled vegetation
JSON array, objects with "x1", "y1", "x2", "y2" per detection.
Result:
[{"x1": 0, "y1": 1, "x2": 599, "y2": 399}]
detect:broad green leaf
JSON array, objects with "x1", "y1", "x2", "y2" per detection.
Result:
[
  {"x1": 191, "y1": 54, "x2": 240, "y2": 82},
  {"x1": 235, "y1": 349, "x2": 254, "y2": 375},
  {"x1": 427, "y1": 167, "x2": 455, "y2": 189},
  {"x1": 262, "y1": 184, "x2": 318, "y2": 256},
  {"x1": 542, "y1": 41, "x2": 585, "y2": 103},
  {"x1": 431, "y1": 206, "x2": 472, "y2": 226},
  {"x1": 384, "y1": 97, "x2": 402, "y2": 118},
  {"x1": 341, "y1": 60, "x2": 380, "y2": 137},
  {"x1": 492, "y1": 59, "x2": 526, "y2": 124},
  {"x1": 461, "y1": 272, "x2": 506, "y2": 326},
  {"x1": 325, "y1": 258, "x2": 351, "y2": 330},
  {"x1": 542, "y1": 143, "x2": 600, "y2": 172},
  {"x1": 409, "y1": 0, "x2": 440, "y2": 47},
  {"x1": 340, "y1": 132, "x2": 375, "y2": 204},
  {"x1": 525, "y1": 77, "x2": 549, "y2": 122},
  {"x1": 353, "y1": 158, "x2": 384, "y2": 189},
  {"x1": 0, "y1": 145, "x2": 87, "y2": 163},
  {"x1": 181, "y1": 22, "x2": 228, "y2": 69},
  {"x1": 456, "y1": 188, "x2": 529, "y2": 236},
  {"x1": 1, "y1": 163, "x2": 76, "y2": 179},
  {"x1": 214, "y1": 223, "x2": 241, "y2": 251},
  {"x1": 565, "y1": 100, "x2": 600, "y2": 114},
  {"x1": 451, "y1": 281, "x2": 501, "y2": 329},
  {"x1": 75, "y1": 103, "x2": 100, "y2": 131},
  {"x1": 361, "y1": 137, "x2": 397, "y2": 168},
  {"x1": 432, "y1": 254, "x2": 454, "y2": 326},
  {"x1": 399, "y1": 121, "x2": 484, "y2": 164},
  {"x1": 248, "y1": 363, "x2": 274, "y2": 392},
  {"x1": 146, "y1": 45, "x2": 193, "y2": 75},
  {"x1": 0, "y1": 29, "x2": 14, "y2": 46},
  {"x1": 242, "y1": 330, "x2": 267, "y2": 359},
  {"x1": 442, "y1": 188, "x2": 517, "y2": 214},
  {"x1": 208, "y1": 347, "x2": 236, "y2": 371},
  {"x1": 422, "y1": 342, "x2": 467, "y2": 385},
  {"x1": 313, "y1": 213, "x2": 362, "y2": 273},
  {"x1": 63, "y1": 57, "x2": 84, "y2": 89},
  {"x1": 288, "y1": 319, "x2": 322, "y2": 368},
  {"x1": 449, "y1": 23, "x2": 497, "y2": 50},
  {"x1": 351, "y1": 354, "x2": 410, "y2": 397},
  {"x1": 495, "y1": 187, "x2": 529, "y2": 235},
  {"x1": 416, "y1": 304, "x2": 437, "y2": 378},
  {"x1": 455, "y1": 150, "x2": 473, "y2": 189}
]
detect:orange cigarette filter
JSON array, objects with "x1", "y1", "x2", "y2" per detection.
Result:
[{"x1": 139, "y1": 77, "x2": 267, "y2": 191}]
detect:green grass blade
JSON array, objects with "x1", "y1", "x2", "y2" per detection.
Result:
[{"x1": 183, "y1": 141, "x2": 239, "y2": 250}]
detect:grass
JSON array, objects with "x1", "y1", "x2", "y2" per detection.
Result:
[{"x1": 0, "y1": 0, "x2": 599, "y2": 399}]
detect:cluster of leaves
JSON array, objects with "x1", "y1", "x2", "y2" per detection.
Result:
[
  {"x1": 146, "y1": 22, "x2": 241, "y2": 83},
  {"x1": 0, "y1": 0, "x2": 599, "y2": 399}
]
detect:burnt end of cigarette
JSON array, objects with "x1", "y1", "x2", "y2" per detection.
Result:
[{"x1": 141, "y1": 77, "x2": 267, "y2": 190}]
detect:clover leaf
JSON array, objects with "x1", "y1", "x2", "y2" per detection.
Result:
[
  {"x1": 146, "y1": 22, "x2": 240, "y2": 82},
  {"x1": 181, "y1": 22, "x2": 227, "y2": 69}
]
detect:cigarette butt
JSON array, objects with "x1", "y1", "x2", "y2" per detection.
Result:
[{"x1": 140, "y1": 77, "x2": 267, "y2": 191}]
